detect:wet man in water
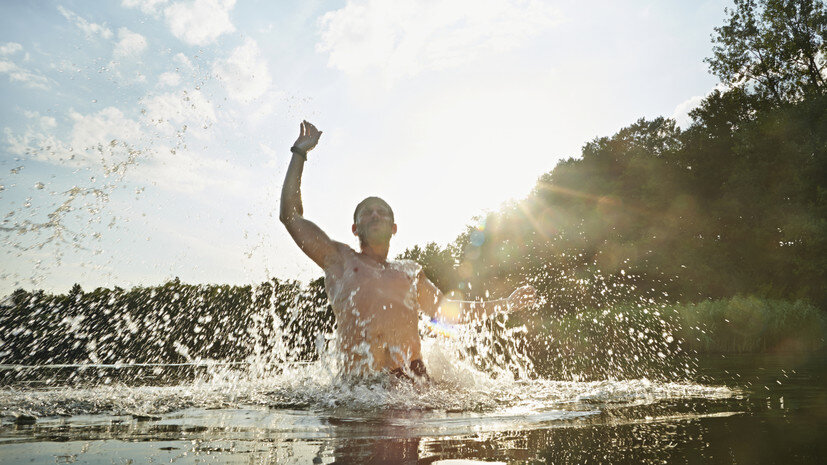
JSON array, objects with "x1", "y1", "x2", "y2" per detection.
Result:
[{"x1": 280, "y1": 121, "x2": 537, "y2": 380}]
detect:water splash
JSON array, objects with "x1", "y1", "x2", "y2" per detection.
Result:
[{"x1": 0, "y1": 346, "x2": 734, "y2": 420}]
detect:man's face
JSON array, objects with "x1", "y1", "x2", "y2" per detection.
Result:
[{"x1": 353, "y1": 201, "x2": 396, "y2": 244}]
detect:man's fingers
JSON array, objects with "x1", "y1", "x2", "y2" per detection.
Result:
[{"x1": 298, "y1": 120, "x2": 321, "y2": 142}]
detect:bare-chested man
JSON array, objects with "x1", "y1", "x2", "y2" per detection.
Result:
[{"x1": 280, "y1": 121, "x2": 536, "y2": 379}]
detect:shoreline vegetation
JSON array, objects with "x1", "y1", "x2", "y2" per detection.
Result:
[
  {"x1": 1, "y1": 281, "x2": 824, "y2": 371},
  {"x1": 2, "y1": 1, "x2": 825, "y2": 376},
  {"x1": 536, "y1": 296, "x2": 825, "y2": 357}
]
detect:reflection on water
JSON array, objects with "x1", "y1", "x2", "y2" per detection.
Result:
[{"x1": 1, "y1": 352, "x2": 825, "y2": 464}]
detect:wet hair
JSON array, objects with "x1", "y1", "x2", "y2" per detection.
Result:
[{"x1": 353, "y1": 196, "x2": 394, "y2": 223}]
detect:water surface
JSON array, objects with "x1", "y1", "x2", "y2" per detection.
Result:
[{"x1": 2, "y1": 351, "x2": 824, "y2": 464}]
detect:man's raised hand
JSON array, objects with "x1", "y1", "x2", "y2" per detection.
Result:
[{"x1": 292, "y1": 120, "x2": 322, "y2": 155}]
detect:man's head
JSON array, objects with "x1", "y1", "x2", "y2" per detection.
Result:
[{"x1": 352, "y1": 196, "x2": 396, "y2": 246}]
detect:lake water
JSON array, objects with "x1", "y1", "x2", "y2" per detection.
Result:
[{"x1": 1, "y1": 350, "x2": 824, "y2": 464}]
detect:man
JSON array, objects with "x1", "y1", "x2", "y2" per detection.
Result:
[{"x1": 280, "y1": 121, "x2": 536, "y2": 380}]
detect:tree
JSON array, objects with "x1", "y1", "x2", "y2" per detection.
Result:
[
  {"x1": 69, "y1": 283, "x2": 83, "y2": 298},
  {"x1": 707, "y1": 0, "x2": 826, "y2": 104}
]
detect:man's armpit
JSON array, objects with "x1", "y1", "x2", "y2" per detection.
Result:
[{"x1": 320, "y1": 241, "x2": 351, "y2": 273}]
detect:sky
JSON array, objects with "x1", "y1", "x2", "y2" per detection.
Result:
[{"x1": 0, "y1": 0, "x2": 729, "y2": 296}]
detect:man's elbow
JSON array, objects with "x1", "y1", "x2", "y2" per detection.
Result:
[
  {"x1": 279, "y1": 202, "x2": 303, "y2": 225},
  {"x1": 279, "y1": 211, "x2": 296, "y2": 226},
  {"x1": 279, "y1": 203, "x2": 296, "y2": 224}
]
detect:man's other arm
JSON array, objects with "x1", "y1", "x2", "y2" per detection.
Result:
[{"x1": 416, "y1": 273, "x2": 536, "y2": 324}]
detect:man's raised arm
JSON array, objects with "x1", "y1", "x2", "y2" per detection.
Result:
[
  {"x1": 279, "y1": 121, "x2": 341, "y2": 269},
  {"x1": 416, "y1": 273, "x2": 537, "y2": 324}
]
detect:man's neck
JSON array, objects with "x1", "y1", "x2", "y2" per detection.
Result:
[{"x1": 359, "y1": 242, "x2": 390, "y2": 263}]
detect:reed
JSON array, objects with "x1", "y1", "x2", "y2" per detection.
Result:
[
  {"x1": 533, "y1": 296, "x2": 826, "y2": 358},
  {"x1": 671, "y1": 296, "x2": 826, "y2": 353}
]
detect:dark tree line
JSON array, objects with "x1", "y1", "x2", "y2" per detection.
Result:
[{"x1": 0, "y1": 278, "x2": 334, "y2": 367}]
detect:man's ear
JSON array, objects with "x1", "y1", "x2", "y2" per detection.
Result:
[
  {"x1": 392, "y1": 224, "x2": 397, "y2": 235},
  {"x1": 352, "y1": 223, "x2": 358, "y2": 236}
]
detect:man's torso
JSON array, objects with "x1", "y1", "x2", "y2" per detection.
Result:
[{"x1": 324, "y1": 245, "x2": 423, "y2": 374}]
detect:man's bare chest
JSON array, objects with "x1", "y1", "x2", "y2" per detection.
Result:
[{"x1": 325, "y1": 255, "x2": 418, "y2": 313}]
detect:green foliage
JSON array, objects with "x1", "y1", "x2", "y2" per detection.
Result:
[
  {"x1": 398, "y1": 241, "x2": 461, "y2": 292},
  {"x1": 518, "y1": 296, "x2": 824, "y2": 378},
  {"x1": 673, "y1": 296, "x2": 825, "y2": 352},
  {"x1": 707, "y1": 0, "x2": 827, "y2": 103}
]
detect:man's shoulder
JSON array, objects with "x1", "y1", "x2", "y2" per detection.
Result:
[
  {"x1": 389, "y1": 259, "x2": 423, "y2": 280},
  {"x1": 322, "y1": 241, "x2": 356, "y2": 272},
  {"x1": 330, "y1": 241, "x2": 356, "y2": 254}
]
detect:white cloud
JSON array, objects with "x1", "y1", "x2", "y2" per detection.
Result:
[
  {"x1": 68, "y1": 107, "x2": 144, "y2": 150},
  {"x1": 8, "y1": 92, "x2": 216, "y2": 167},
  {"x1": 4, "y1": 126, "x2": 66, "y2": 162},
  {"x1": 113, "y1": 28, "x2": 148, "y2": 59},
  {"x1": 244, "y1": 90, "x2": 284, "y2": 124},
  {"x1": 212, "y1": 38, "x2": 271, "y2": 102},
  {"x1": 671, "y1": 94, "x2": 705, "y2": 129},
  {"x1": 141, "y1": 89, "x2": 216, "y2": 136},
  {"x1": 0, "y1": 42, "x2": 23, "y2": 55},
  {"x1": 164, "y1": 0, "x2": 236, "y2": 46},
  {"x1": 173, "y1": 52, "x2": 194, "y2": 70},
  {"x1": 5, "y1": 98, "x2": 250, "y2": 198},
  {"x1": 0, "y1": 59, "x2": 51, "y2": 90},
  {"x1": 317, "y1": 0, "x2": 561, "y2": 83},
  {"x1": 5, "y1": 106, "x2": 143, "y2": 168},
  {"x1": 23, "y1": 110, "x2": 57, "y2": 129},
  {"x1": 122, "y1": 0, "x2": 169, "y2": 15},
  {"x1": 41, "y1": 116, "x2": 57, "y2": 129},
  {"x1": 57, "y1": 6, "x2": 114, "y2": 40},
  {"x1": 65, "y1": 107, "x2": 146, "y2": 171},
  {"x1": 671, "y1": 84, "x2": 727, "y2": 128},
  {"x1": 131, "y1": 146, "x2": 254, "y2": 197},
  {"x1": 158, "y1": 71, "x2": 181, "y2": 87}
]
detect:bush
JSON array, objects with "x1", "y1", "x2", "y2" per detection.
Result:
[
  {"x1": 521, "y1": 296, "x2": 825, "y2": 379},
  {"x1": 673, "y1": 296, "x2": 826, "y2": 353}
]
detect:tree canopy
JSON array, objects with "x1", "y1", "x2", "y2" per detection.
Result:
[{"x1": 707, "y1": 0, "x2": 826, "y2": 103}]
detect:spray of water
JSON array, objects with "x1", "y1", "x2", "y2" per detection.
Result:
[{"x1": 0, "y1": 265, "x2": 732, "y2": 422}]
